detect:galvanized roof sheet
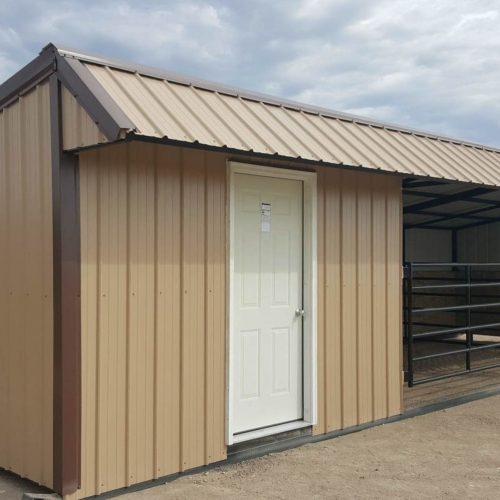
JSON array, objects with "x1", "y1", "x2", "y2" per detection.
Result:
[{"x1": 58, "y1": 47, "x2": 500, "y2": 186}]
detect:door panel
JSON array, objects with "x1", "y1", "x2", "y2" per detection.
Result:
[{"x1": 233, "y1": 173, "x2": 303, "y2": 434}]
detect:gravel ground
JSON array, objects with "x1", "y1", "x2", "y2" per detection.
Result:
[
  {"x1": 2, "y1": 395, "x2": 500, "y2": 499},
  {"x1": 0, "y1": 471, "x2": 50, "y2": 500}
]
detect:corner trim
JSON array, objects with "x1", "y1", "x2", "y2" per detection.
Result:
[{"x1": 50, "y1": 74, "x2": 82, "y2": 496}]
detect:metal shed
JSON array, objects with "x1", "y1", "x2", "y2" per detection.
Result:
[{"x1": 1, "y1": 43, "x2": 500, "y2": 499}]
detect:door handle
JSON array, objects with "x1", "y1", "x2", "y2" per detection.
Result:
[{"x1": 295, "y1": 308, "x2": 305, "y2": 317}]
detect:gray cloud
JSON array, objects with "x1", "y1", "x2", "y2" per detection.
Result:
[{"x1": 2, "y1": 0, "x2": 500, "y2": 146}]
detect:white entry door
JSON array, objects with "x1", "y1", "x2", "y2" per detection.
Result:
[{"x1": 232, "y1": 172, "x2": 304, "y2": 435}]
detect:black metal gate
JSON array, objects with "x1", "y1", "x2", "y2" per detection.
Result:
[{"x1": 404, "y1": 262, "x2": 500, "y2": 386}]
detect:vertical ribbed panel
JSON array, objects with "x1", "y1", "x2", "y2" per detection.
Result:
[
  {"x1": 79, "y1": 142, "x2": 227, "y2": 498},
  {"x1": 314, "y1": 167, "x2": 402, "y2": 434},
  {"x1": 79, "y1": 143, "x2": 402, "y2": 498},
  {"x1": 0, "y1": 81, "x2": 53, "y2": 487}
]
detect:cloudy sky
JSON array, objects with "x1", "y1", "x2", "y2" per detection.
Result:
[{"x1": 2, "y1": 0, "x2": 500, "y2": 146}]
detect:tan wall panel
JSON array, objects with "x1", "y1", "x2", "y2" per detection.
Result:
[
  {"x1": 371, "y1": 175, "x2": 389, "y2": 420},
  {"x1": 204, "y1": 152, "x2": 228, "y2": 464},
  {"x1": 80, "y1": 150, "x2": 99, "y2": 495},
  {"x1": 61, "y1": 86, "x2": 107, "y2": 151},
  {"x1": 324, "y1": 168, "x2": 342, "y2": 432},
  {"x1": 127, "y1": 142, "x2": 156, "y2": 485},
  {"x1": 357, "y1": 176, "x2": 373, "y2": 424},
  {"x1": 79, "y1": 142, "x2": 227, "y2": 498},
  {"x1": 79, "y1": 144, "x2": 402, "y2": 497},
  {"x1": 180, "y1": 149, "x2": 206, "y2": 470},
  {"x1": 313, "y1": 166, "x2": 402, "y2": 434},
  {"x1": 154, "y1": 145, "x2": 181, "y2": 477},
  {"x1": 340, "y1": 171, "x2": 359, "y2": 428},
  {"x1": 0, "y1": 82, "x2": 53, "y2": 487}
]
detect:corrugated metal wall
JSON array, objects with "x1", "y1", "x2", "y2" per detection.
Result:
[
  {"x1": 78, "y1": 142, "x2": 402, "y2": 498},
  {"x1": 61, "y1": 86, "x2": 108, "y2": 151},
  {"x1": 79, "y1": 142, "x2": 227, "y2": 498},
  {"x1": 314, "y1": 168, "x2": 402, "y2": 434},
  {"x1": 0, "y1": 81, "x2": 54, "y2": 487}
]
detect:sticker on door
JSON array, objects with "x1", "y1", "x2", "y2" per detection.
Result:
[{"x1": 261, "y1": 202, "x2": 271, "y2": 232}]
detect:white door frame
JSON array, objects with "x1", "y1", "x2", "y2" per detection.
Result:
[{"x1": 227, "y1": 161, "x2": 317, "y2": 445}]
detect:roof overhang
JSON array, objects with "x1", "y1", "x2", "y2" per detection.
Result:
[{"x1": 2, "y1": 43, "x2": 500, "y2": 190}]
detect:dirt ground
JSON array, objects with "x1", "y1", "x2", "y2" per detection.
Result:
[
  {"x1": 2, "y1": 395, "x2": 500, "y2": 500},
  {"x1": 403, "y1": 338, "x2": 500, "y2": 409},
  {"x1": 119, "y1": 395, "x2": 500, "y2": 500}
]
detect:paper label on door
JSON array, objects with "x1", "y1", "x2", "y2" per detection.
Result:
[{"x1": 261, "y1": 202, "x2": 271, "y2": 232}]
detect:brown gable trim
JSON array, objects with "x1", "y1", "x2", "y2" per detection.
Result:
[
  {"x1": 0, "y1": 47, "x2": 55, "y2": 109},
  {"x1": 50, "y1": 73, "x2": 82, "y2": 497},
  {"x1": 55, "y1": 50, "x2": 135, "y2": 141},
  {"x1": 0, "y1": 43, "x2": 134, "y2": 143}
]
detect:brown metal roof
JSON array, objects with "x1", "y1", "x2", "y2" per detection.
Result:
[{"x1": 12, "y1": 44, "x2": 500, "y2": 186}]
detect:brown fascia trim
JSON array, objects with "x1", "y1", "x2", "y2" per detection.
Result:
[
  {"x1": 54, "y1": 50, "x2": 135, "y2": 141},
  {"x1": 50, "y1": 73, "x2": 82, "y2": 497},
  {"x1": 0, "y1": 48, "x2": 55, "y2": 109}
]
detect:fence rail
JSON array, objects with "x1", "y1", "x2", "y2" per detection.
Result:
[{"x1": 404, "y1": 262, "x2": 500, "y2": 386}]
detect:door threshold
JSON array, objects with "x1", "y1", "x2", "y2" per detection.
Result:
[{"x1": 232, "y1": 420, "x2": 311, "y2": 444}]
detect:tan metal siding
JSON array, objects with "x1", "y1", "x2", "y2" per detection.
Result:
[
  {"x1": 78, "y1": 143, "x2": 402, "y2": 497},
  {"x1": 154, "y1": 145, "x2": 181, "y2": 478},
  {"x1": 61, "y1": 85, "x2": 107, "y2": 151},
  {"x1": 78, "y1": 142, "x2": 227, "y2": 498},
  {"x1": 0, "y1": 81, "x2": 53, "y2": 488},
  {"x1": 81, "y1": 62, "x2": 500, "y2": 186},
  {"x1": 314, "y1": 167, "x2": 402, "y2": 434}
]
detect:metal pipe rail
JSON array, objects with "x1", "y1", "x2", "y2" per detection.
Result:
[
  {"x1": 404, "y1": 262, "x2": 500, "y2": 387},
  {"x1": 411, "y1": 301, "x2": 500, "y2": 313},
  {"x1": 413, "y1": 281, "x2": 500, "y2": 290}
]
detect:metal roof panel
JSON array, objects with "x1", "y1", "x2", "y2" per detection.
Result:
[{"x1": 46, "y1": 47, "x2": 500, "y2": 187}]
